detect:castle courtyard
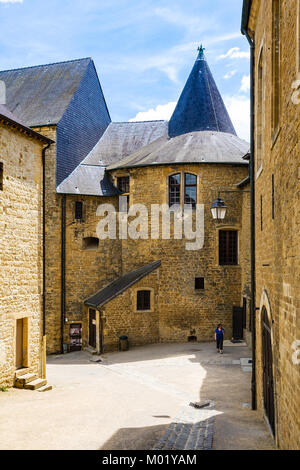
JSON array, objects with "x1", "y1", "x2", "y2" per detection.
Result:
[{"x1": 0, "y1": 343, "x2": 274, "y2": 451}]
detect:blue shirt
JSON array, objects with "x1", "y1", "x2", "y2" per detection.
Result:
[{"x1": 215, "y1": 328, "x2": 224, "y2": 338}]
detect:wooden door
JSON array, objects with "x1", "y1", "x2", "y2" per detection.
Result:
[
  {"x1": 262, "y1": 309, "x2": 275, "y2": 436},
  {"x1": 232, "y1": 307, "x2": 244, "y2": 340},
  {"x1": 89, "y1": 309, "x2": 96, "y2": 349},
  {"x1": 16, "y1": 319, "x2": 23, "y2": 369}
]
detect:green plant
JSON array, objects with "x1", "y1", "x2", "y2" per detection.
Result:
[{"x1": 0, "y1": 386, "x2": 8, "y2": 392}]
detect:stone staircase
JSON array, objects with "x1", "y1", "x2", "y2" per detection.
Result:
[{"x1": 14, "y1": 368, "x2": 52, "y2": 392}]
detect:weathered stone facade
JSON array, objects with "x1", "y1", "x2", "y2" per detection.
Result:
[
  {"x1": 0, "y1": 120, "x2": 47, "y2": 387},
  {"x1": 244, "y1": 0, "x2": 300, "y2": 449},
  {"x1": 58, "y1": 162, "x2": 249, "y2": 352}
]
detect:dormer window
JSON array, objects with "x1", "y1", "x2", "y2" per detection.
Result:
[{"x1": 117, "y1": 176, "x2": 130, "y2": 194}]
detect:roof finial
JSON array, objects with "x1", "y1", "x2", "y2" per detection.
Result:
[{"x1": 197, "y1": 44, "x2": 205, "y2": 60}]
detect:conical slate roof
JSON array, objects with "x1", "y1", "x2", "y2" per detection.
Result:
[{"x1": 168, "y1": 46, "x2": 236, "y2": 137}]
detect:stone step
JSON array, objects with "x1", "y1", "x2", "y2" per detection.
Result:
[
  {"x1": 15, "y1": 368, "x2": 29, "y2": 378},
  {"x1": 24, "y1": 378, "x2": 47, "y2": 390},
  {"x1": 15, "y1": 373, "x2": 38, "y2": 388},
  {"x1": 37, "y1": 384, "x2": 52, "y2": 392}
]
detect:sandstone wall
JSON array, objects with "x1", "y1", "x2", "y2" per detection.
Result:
[
  {"x1": 0, "y1": 123, "x2": 44, "y2": 387},
  {"x1": 249, "y1": 0, "x2": 300, "y2": 449}
]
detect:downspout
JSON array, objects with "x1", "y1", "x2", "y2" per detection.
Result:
[
  {"x1": 242, "y1": 15, "x2": 257, "y2": 410},
  {"x1": 61, "y1": 194, "x2": 66, "y2": 354},
  {"x1": 42, "y1": 142, "x2": 51, "y2": 379}
]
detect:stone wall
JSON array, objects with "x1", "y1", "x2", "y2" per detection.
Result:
[
  {"x1": 111, "y1": 163, "x2": 249, "y2": 343},
  {"x1": 33, "y1": 126, "x2": 62, "y2": 354},
  {"x1": 0, "y1": 123, "x2": 44, "y2": 387},
  {"x1": 248, "y1": 0, "x2": 300, "y2": 449},
  {"x1": 63, "y1": 194, "x2": 122, "y2": 348},
  {"x1": 99, "y1": 271, "x2": 160, "y2": 352}
]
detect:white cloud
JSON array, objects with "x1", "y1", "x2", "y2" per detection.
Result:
[
  {"x1": 0, "y1": 0, "x2": 23, "y2": 3},
  {"x1": 223, "y1": 95, "x2": 250, "y2": 142},
  {"x1": 129, "y1": 102, "x2": 176, "y2": 122},
  {"x1": 218, "y1": 47, "x2": 250, "y2": 60},
  {"x1": 240, "y1": 75, "x2": 250, "y2": 92},
  {"x1": 224, "y1": 70, "x2": 237, "y2": 80}
]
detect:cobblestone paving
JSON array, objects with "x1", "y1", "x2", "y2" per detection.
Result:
[{"x1": 153, "y1": 402, "x2": 215, "y2": 450}]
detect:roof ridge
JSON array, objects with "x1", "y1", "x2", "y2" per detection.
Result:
[
  {"x1": 0, "y1": 57, "x2": 92, "y2": 74},
  {"x1": 113, "y1": 120, "x2": 167, "y2": 124}
]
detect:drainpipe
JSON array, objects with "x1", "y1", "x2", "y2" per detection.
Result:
[
  {"x1": 61, "y1": 194, "x2": 66, "y2": 354},
  {"x1": 42, "y1": 142, "x2": 51, "y2": 379},
  {"x1": 242, "y1": 21, "x2": 256, "y2": 410}
]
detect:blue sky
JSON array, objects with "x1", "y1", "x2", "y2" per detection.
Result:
[{"x1": 0, "y1": 0, "x2": 250, "y2": 140}]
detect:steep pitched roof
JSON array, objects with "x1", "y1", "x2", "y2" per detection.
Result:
[
  {"x1": 168, "y1": 47, "x2": 236, "y2": 137},
  {"x1": 81, "y1": 120, "x2": 168, "y2": 166},
  {"x1": 107, "y1": 131, "x2": 249, "y2": 170},
  {"x1": 0, "y1": 58, "x2": 93, "y2": 127},
  {"x1": 0, "y1": 104, "x2": 53, "y2": 143},
  {"x1": 57, "y1": 120, "x2": 168, "y2": 195},
  {"x1": 84, "y1": 260, "x2": 161, "y2": 308}
]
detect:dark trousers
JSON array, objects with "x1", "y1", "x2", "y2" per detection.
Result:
[{"x1": 216, "y1": 336, "x2": 223, "y2": 350}]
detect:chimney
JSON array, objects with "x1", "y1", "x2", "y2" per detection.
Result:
[{"x1": 0, "y1": 80, "x2": 6, "y2": 105}]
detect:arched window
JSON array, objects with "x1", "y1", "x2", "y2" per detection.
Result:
[
  {"x1": 168, "y1": 174, "x2": 181, "y2": 207},
  {"x1": 184, "y1": 173, "x2": 197, "y2": 208}
]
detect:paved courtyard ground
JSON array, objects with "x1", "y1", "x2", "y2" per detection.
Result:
[{"x1": 0, "y1": 342, "x2": 275, "y2": 450}]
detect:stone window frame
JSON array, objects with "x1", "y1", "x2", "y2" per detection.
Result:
[
  {"x1": 216, "y1": 225, "x2": 240, "y2": 267},
  {"x1": 256, "y1": 40, "x2": 265, "y2": 179},
  {"x1": 166, "y1": 170, "x2": 199, "y2": 209},
  {"x1": 271, "y1": 0, "x2": 281, "y2": 141},
  {"x1": 133, "y1": 287, "x2": 154, "y2": 313},
  {"x1": 115, "y1": 172, "x2": 131, "y2": 212},
  {"x1": 74, "y1": 200, "x2": 83, "y2": 221},
  {"x1": 297, "y1": 0, "x2": 300, "y2": 75}
]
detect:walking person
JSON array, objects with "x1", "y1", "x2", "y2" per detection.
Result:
[{"x1": 215, "y1": 324, "x2": 225, "y2": 354}]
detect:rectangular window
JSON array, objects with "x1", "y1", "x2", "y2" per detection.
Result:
[
  {"x1": 219, "y1": 230, "x2": 238, "y2": 266},
  {"x1": 184, "y1": 173, "x2": 197, "y2": 209},
  {"x1": 117, "y1": 176, "x2": 130, "y2": 194},
  {"x1": 0, "y1": 162, "x2": 3, "y2": 190},
  {"x1": 137, "y1": 290, "x2": 151, "y2": 311},
  {"x1": 195, "y1": 277, "x2": 204, "y2": 290},
  {"x1": 75, "y1": 201, "x2": 83, "y2": 220},
  {"x1": 297, "y1": 0, "x2": 300, "y2": 73},
  {"x1": 261, "y1": 195, "x2": 263, "y2": 231},
  {"x1": 169, "y1": 174, "x2": 181, "y2": 206},
  {"x1": 257, "y1": 49, "x2": 264, "y2": 171},
  {"x1": 272, "y1": 0, "x2": 280, "y2": 133},
  {"x1": 272, "y1": 174, "x2": 275, "y2": 220}
]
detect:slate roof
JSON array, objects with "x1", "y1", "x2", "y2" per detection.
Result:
[
  {"x1": 107, "y1": 131, "x2": 249, "y2": 170},
  {"x1": 57, "y1": 121, "x2": 168, "y2": 195},
  {"x1": 84, "y1": 260, "x2": 161, "y2": 308},
  {"x1": 0, "y1": 104, "x2": 53, "y2": 143},
  {"x1": 169, "y1": 47, "x2": 237, "y2": 137},
  {"x1": 56, "y1": 165, "x2": 119, "y2": 196},
  {"x1": 81, "y1": 120, "x2": 169, "y2": 166},
  {"x1": 0, "y1": 58, "x2": 93, "y2": 127}
]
